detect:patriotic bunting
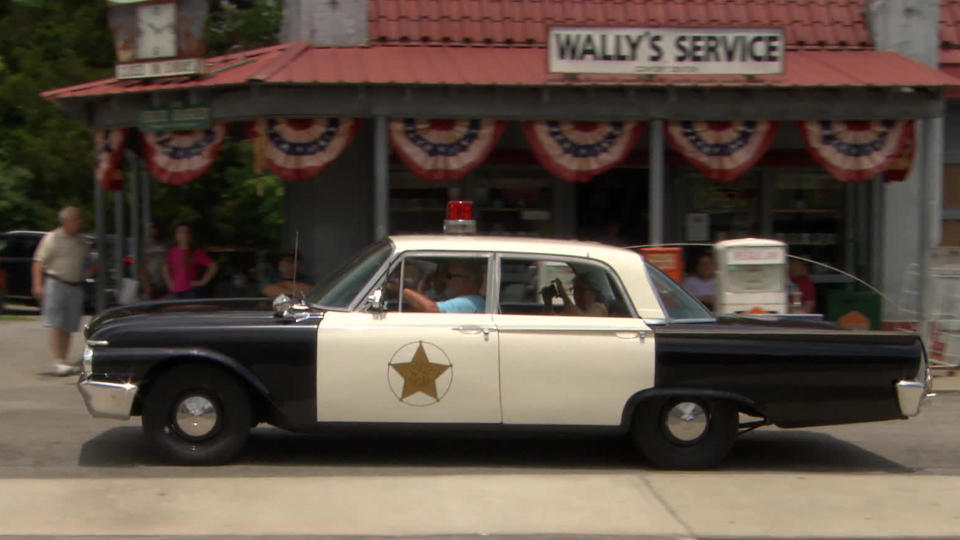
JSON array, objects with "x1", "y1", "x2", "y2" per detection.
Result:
[
  {"x1": 665, "y1": 121, "x2": 779, "y2": 182},
  {"x1": 248, "y1": 117, "x2": 361, "y2": 181},
  {"x1": 93, "y1": 128, "x2": 127, "y2": 191},
  {"x1": 884, "y1": 122, "x2": 916, "y2": 182},
  {"x1": 522, "y1": 121, "x2": 645, "y2": 183},
  {"x1": 388, "y1": 118, "x2": 506, "y2": 181},
  {"x1": 141, "y1": 124, "x2": 227, "y2": 185},
  {"x1": 798, "y1": 120, "x2": 913, "y2": 182}
]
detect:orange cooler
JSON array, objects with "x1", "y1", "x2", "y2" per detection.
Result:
[{"x1": 640, "y1": 247, "x2": 684, "y2": 283}]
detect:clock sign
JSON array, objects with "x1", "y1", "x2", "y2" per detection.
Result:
[
  {"x1": 108, "y1": 0, "x2": 208, "y2": 80},
  {"x1": 137, "y1": 2, "x2": 177, "y2": 59}
]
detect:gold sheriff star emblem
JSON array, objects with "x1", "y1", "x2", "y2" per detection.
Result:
[{"x1": 390, "y1": 341, "x2": 451, "y2": 402}]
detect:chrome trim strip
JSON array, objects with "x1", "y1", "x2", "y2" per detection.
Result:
[
  {"x1": 497, "y1": 327, "x2": 652, "y2": 334},
  {"x1": 895, "y1": 380, "x2": 926, "y2": 417},
  {"x1": 78, "y1": 379, "x2": 138, "y2": 420},
  {"x1": 86, "y1": 340, "x2": 109, "y2": 346}
]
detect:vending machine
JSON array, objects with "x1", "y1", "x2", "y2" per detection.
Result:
[{"x1": 714, "y1": 238, "x2": 788, "y2": 315}]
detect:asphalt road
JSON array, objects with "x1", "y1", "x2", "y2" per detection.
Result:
[{"x1": 1, "y1": 314, "x2": 959, "y2": 538}]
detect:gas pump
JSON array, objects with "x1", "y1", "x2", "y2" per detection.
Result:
[{"x1": 714, "y1": 238, "x2": 788, "y2": 315}]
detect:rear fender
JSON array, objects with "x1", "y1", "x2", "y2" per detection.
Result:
[{"x1": 620, "y1": 388, "x2": 762, "y2": 429}]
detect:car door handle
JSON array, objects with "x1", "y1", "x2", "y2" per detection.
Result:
[{"x1": 453, "y1": 326, "x2": 494, "y2": 341}]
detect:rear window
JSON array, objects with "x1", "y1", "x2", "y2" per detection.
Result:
[{"x1": 645, "y1": 262, "x2": 713, "y2": 320}]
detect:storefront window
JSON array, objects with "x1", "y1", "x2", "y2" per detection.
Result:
[
  {"x1": 769, "y1": 172, "x2": 845, "y2": 270},
  {"x1": 389, "y1": 168, "x2": 556, "y2": 236}
]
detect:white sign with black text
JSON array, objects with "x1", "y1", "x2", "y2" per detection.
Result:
[{"x1": 549, "y1": 27, "x2": 784, "y2": 75}]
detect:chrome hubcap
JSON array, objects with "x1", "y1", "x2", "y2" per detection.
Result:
[
  {"x1": 175, "y1": 395, "x2": 218, "y2": 438},
  {"x1": 664, "y1": 401, "x2": 708, "y2": 442}
]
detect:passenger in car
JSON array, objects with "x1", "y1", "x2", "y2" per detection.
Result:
[{"x1": 541, "y1": 273, "x2": 608, "y2": 317}]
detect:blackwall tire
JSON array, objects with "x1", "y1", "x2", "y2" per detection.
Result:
[
  {"x1": 631, "y1": 396, "x2": 738, "y2": 469},
  {"x1": 142, "y1": 365, "x2": 251, "y2": 465}
]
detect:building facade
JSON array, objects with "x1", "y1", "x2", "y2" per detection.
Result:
[{"x1": 43, "y1": 0, "x2": 960, "y2": 324}]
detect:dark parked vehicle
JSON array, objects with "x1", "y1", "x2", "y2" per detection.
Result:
[
  {"x1": 0, "y1": 231, "x2": 45, "y2": 309},
  {"x1": 0, "y1": 230, "x2": 133, "y2": 312}
]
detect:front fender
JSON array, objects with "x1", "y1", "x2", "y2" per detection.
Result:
[{"x1": 92, "y1": 346, "x2": 274, "y2": 413}]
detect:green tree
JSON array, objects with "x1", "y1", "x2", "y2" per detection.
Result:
[
  {"x1": 0, "y1": 0, "x2": 114, "y2": 228},
  {"x1": 0, "y1": 0, "x2": 284, "y2": 247},
  {"x1": 150, "y1": 139, "x2": 284, "y2": 248},
  {"x1": 207, "y1": 0, "x2": 281, "y2": 55}
]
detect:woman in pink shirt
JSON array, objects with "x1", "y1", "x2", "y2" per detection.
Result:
[{"x1": 163, "y1": 224, "x2": 218, "y2": 299}]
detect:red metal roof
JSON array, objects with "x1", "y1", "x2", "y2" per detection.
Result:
[
  {"x1": 368, "y1": 0, "x2": 874, "y2": 50},
  {"x1": 41, "y1": 42, "x2": 959, "y2": 101}
]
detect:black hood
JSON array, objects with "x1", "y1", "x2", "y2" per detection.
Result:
[{"x1": 84, "y1": 298, "x2": 276, "y2": 339}]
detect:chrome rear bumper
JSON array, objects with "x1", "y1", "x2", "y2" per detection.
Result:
[
  {"x1": 78, "y1": 378, "x2": 138, "y2": 420},
  {"x1": 895, "y1": 381, "x2": 927, "y2": 417}
]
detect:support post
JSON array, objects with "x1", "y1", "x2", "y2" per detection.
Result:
[
  {"x1": 871, "y1": 175, "x2": 883, "y2": 288},
  {"x1": 128, "y1": 153, "x2": 140, "y2": 285},
  {"x1": 373, "y1": 115, "x2": 389, "y2": 240},
  {"x1": 94, "y1": 180, "x2": 106, "y2": 314},
  {"x1": 648, "y1": 119, "x2": 665, "y2": 245},
  {"x1": 142, "y1": 160, "x2": 151, "y2": 229},
  {"x1": 114, "y1": 185, "x2": 124, "y2": 296},
  {"x1": 919, "y1": 115, "x2": 945, "y2": 339}
]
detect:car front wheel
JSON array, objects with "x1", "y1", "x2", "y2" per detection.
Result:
[
  {"x1": 631, "y1": 396, "x2": 738, "y2": 469},
  {"x1": 142, "y1": 365, "x2": 252, "y2": 465}
]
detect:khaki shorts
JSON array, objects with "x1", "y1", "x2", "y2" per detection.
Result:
[{"x1": 41, "y1": 277, "x2": 84, "y2": 332}]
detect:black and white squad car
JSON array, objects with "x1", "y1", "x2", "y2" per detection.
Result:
[{"x1": 79, "y1": 233, "x2": 931, "y2": 468}]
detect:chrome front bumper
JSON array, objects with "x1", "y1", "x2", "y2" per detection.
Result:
[{"x1": 78, "y1": 378, "x2": 138, "y2": 420}]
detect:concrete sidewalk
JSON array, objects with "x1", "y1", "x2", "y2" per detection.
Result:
[{"x1": 0, "y1": 473, "x2": 959, "y2": 538}]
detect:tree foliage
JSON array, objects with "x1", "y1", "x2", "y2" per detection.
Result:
[
  {"x1": 0, "y1": 0, "x2": 283, "y2": 248},
  {"x1": 0, "y1": 0, "x2": 114, "y2": 230}
]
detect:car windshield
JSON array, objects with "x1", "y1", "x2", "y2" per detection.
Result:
[
  {"x1": 645, "y1": 262, "x2": 714, "y2": 321},
  {"x1": 306, "y1": 240, "x2": 393, "y2": 309}
]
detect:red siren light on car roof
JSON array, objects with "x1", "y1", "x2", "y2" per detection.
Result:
[{"x1": 444, "y1": 200, "x2": 477, "y2": 234}]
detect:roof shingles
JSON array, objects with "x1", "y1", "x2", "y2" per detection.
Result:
[
  {"x1": 38, "y1": 1, "x2": 960, "y2": 101},
  {"x1": 368, "y1": 0, "x2": 874, "y2": 49}
]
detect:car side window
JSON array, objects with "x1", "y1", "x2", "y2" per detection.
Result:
[
  {"x1": 1, "y1": 236, "x2": 40, "y2": 258},
  {"x1": 498, "y1": 257, "x2": 632, "y2": 317},
  {"x1": 382, "y1": 255, "x2": 489, "y2": 314}
]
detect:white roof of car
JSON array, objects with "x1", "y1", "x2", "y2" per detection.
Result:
[{"x1": 389, "y1": 234, "x2": 641, "y2": 261}]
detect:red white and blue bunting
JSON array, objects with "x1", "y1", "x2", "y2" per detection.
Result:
[
  {"x1": 388, "y1": 118, "x2": 506, "y2": 181},
  {"x1": 522, "y1": 121, "x2": 645, "y2": 183},
  {"x1": 248, "y1": 117, "x2": 361, "y2": 181},
  {"x1": 141, "y1": 123, "x2": 227, "y2": 185},
  {"x1": 665, "y1": 121, "x2": 779, "y2": 182},
  {"x1": 93, "y1": 128, "x2": 127, "y2": 191},
  {"x1": 798, "y1": 120, "x2": 913, "y2": 182}
]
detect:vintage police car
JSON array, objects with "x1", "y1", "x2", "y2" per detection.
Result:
[{"x1": 78, "y1": 233, "x2": 931, "y2": 468}]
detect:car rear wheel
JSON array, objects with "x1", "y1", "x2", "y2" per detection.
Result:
[
  {"x1": 631, "y1": 396, "x2": 738, "y2": 469},
  {"x1": 142, "y1": 365, "x2": 251, "y2": 465}
]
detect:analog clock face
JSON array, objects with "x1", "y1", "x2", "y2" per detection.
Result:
[{"x1": 137, "y1": 3, "x2": 177, "y2": 60}]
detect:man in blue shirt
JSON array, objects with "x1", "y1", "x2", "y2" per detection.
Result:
[{"x1": 401, "y1": 259, "x2": 485, "y2": 313}]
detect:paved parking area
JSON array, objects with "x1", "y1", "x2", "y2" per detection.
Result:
[{"x1": 1, "y1": 314, "x2": 959, "y2": 538}]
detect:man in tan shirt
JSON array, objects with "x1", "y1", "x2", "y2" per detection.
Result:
[{"x1": 32, "y1": 206, "x2": 89, "y2": 376}]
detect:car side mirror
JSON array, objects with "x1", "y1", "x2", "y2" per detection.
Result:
[
  {"x1": 367, "y1": 288, "x2": 385, "y2": 312},
  {"x1": 273, "y1": 294, "x2": 292, "y2": 316}
]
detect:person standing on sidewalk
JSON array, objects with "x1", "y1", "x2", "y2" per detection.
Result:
[
  {"x1": 31, "y1": 206, "x2": 89, "y2": 376},
  {"x1": 163, "y1": 224, "x2": 218, "y2": 299}
]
